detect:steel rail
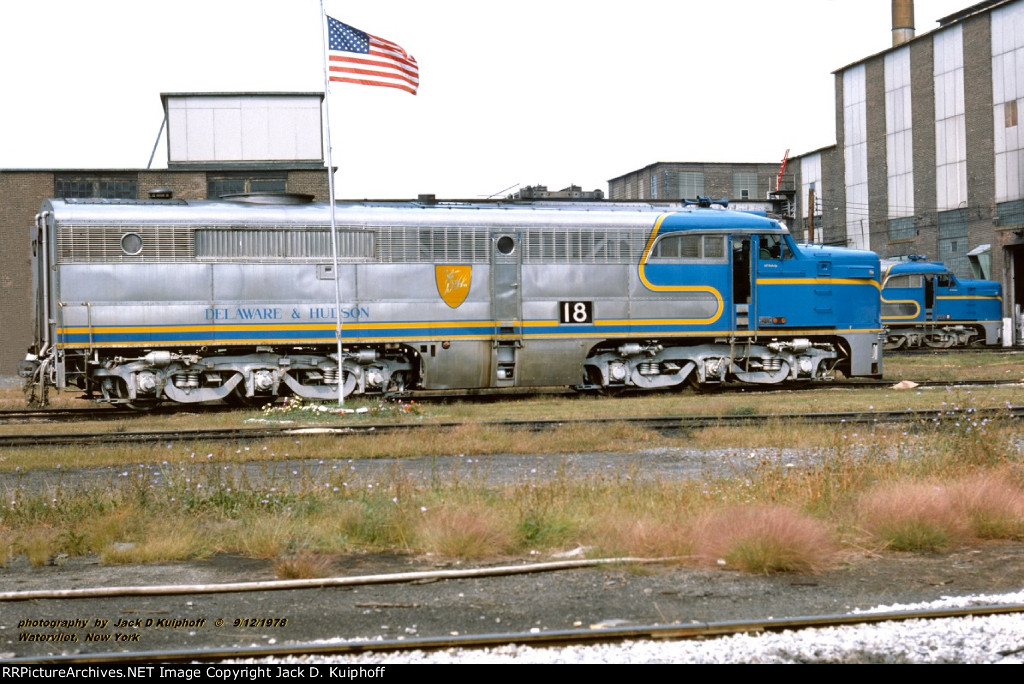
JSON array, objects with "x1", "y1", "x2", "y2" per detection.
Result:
[
  {"x1": 6, "y1": 603, "x2": 1023, "y2": 665},
  {"x1": 1, "y1": 405, "x2": 1022, "y2": 448},
  {"x1": 2, "y1": 377, "x2": 1021, "y2": 423},
  {"x1": 0, "y1": 405, "x2": 237, "y2": 424}
]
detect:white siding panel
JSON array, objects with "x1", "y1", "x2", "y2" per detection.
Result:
[
  {"x1": 935, "y1": 25, "x2": 966, "y2": 211},
  {"x1": 800, "y1": 154, "x2": 821, "y2": 220},
  {"x1": 844, "y1": 65, "x2": 869, "y2": 250},
  {"x1": 213, "y1": 108, "x2": 243, "y2": 161},
  {"x1": 885, "y1": 48, "x2": 914, "y2": 219},
  {"x1": 185, "y1": 107, "x2": 216, "y2": 161},
  {"x1": 164, "y1": 94, "x2": 323, "y2": 164},
  {"x1": 993, "y1": 4, "x2": 1024, "y2": 202},
  {"x1": 167, "y1": 107, "x2": 189, "y2": 162},
  {"x1": 240, "y1": 106, "x2": 272, "y2": 161}
]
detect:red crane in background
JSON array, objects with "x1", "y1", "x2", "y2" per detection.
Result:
[{"x1": 775, "y1": 149, "x2": 789, "y2": 192}]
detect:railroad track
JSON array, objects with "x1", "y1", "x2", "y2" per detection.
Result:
[
  {"x1": 0, "y1": 404, "x2": 236, "y2": 424},
  {"x1": 2, "y1": 377, "x2": 1021, "y2": 425},
  {"x1": 1, "y1": 404, "x2": 1022, "y2": 448},
  {"x1": 5, "y1": 601, "x2": 1023, "y2": 665},
  {"x1": 887, "y1": 346, "x2": 1024, "y2": 356},
  {"x1": 2, "y1": 557, "x2": 1022, "y2": 664}
]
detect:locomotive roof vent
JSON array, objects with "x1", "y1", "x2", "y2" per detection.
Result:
[
  {"x1": 148, "y1": 187, "x2": 174, "y2": 199},
  {"x1": 220, "y1": 192, "x2": 315, "y2": 205}
]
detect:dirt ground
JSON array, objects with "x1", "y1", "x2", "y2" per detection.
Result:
[{"x1": 3, "y1": 541, "x2": 1024, "y2": 660}]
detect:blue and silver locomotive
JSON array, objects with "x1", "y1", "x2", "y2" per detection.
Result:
[
  {"x1": 880, "y1": 256, "x2": 1003, "y2": 349},
  {"x1": 21, "y1": 195, "x2": 883, "y2": 407}
]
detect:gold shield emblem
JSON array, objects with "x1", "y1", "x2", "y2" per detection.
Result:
[{"x1": 435, "y1": 265, "x2": 472, "y2": 308}]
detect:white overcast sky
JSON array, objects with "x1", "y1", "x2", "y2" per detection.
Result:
[{"x1": 0, "y1": 1, "x2": 970, "y2": 199}]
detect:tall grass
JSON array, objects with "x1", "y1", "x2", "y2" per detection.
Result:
[
  {"x1": 2, "y1": 417, "x2": 1021, "y2": 576},
  {"x1": 693, "y1": 505, "x2": 838, "y2": 573},
  {"x1": 2, "y1": 376, "x2": 1022, "y2": 576}
]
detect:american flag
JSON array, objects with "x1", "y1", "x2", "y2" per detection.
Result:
[{"x1": 327, "y1": 16, "x2": 419, "y2": 95}]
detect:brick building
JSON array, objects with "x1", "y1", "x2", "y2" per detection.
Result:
[
  {"x1": 0, "y1": 93, "x2": 330, "y2": 376},
  {"x1": 610, "y1": 2, "x2": 1024, "y2": 341},
  {"x1": 608, "y1": 161, "x2": 787, "y2": 205},
  {"x1": 789, "y1": 0, "x2": 1024, "y2": 338},
  {"x1": 515, "y1": 184, "x2": 605, "y2": 200}
]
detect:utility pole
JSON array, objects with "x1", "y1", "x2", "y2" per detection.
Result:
[{"x1": 807, "y1": 187, "x2": 816, "y2": 243}]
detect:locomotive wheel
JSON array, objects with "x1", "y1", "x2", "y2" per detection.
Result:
[
  {"x1": 883, "y1": 337, "x2": 906, "y2": 351},
  {"x1": 684, "y1": 372, "x2": 705, "y2": 393},
  {"x1": 923, "y1": 333, "x2": 953, "y2": 348},
  {"x1": 110, "y1": 379, "x2": 161, "y2": 411},
  {"x1": 126, "y1": 398, "x2": 162, "y2": 412},
  {"x1": 225, "y1": 385, "x2": 266, "y2": 408}
]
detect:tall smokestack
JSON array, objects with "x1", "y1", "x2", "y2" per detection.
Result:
[{"x1": 892, "y1": 0, "x2": 915, "y2": 46}]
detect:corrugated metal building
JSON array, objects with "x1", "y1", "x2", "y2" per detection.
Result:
[
  {"x1": 610, "y1": 1, "x2": 1024, "y2": 341},
  {"x1": 792, "y1": 0, "x2": 1024, "y2": 337}
]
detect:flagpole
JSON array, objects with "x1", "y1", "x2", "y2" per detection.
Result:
[{"x1": 319, "y1": 0, "x2": 345, "y2": 407}]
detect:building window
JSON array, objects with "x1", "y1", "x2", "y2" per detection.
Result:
[
  {"x1": 672, "y1": 171, "x2": 704, "y2": 200},
  {"x1": 995, "y1": 199, "x2": 1024, "y2": 226},
  {"x1": 207, "y1": 172, "x2": 287, "y2": 199},
  {"x1": 888, "y1": 216, "x2": 916, "y2": 242},
  {"x1": 733, "y1": 172, "x2": 758, "y2": 201},
  {"x1": 938, "y1": 208, "x2": 969, "y2": 277},
  {"x1": 650, "y1": 174, "x2": 658, "y2": 200},
  {"x1": 54, "y1": 175, "x2": 137, "y2": 199}
]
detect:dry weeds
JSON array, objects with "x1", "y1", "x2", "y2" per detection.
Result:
[
  {"x1": 692, "y1": 504, "x2": 838, "y2": 573},
  {"x1": 1, "y1": 353, "x2": 1022, "y2": 574}
]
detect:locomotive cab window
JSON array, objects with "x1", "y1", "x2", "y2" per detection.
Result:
[{"x1": 757, "y1": 234, "x2": 790, "y2": 260}]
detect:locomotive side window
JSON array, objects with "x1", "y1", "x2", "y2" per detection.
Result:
[
  {"x1": 885, "y1": 275, "x2": 923, "y2": 288},
  {"x1": 496, "y1": 235, "x2": 516, "y2": 255},
  {"x1": 649, "y1": 234, "x2": 727, "y2": 263},
  {"x1": 703, "y1": 235, "x2": 725, "y2": 259},
  {"x1": 120, "y1": 232, "x2": 144, "y2": 255},
  {"x1": 652, "y1": 234, "x2": 699, "y2": 258}
]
